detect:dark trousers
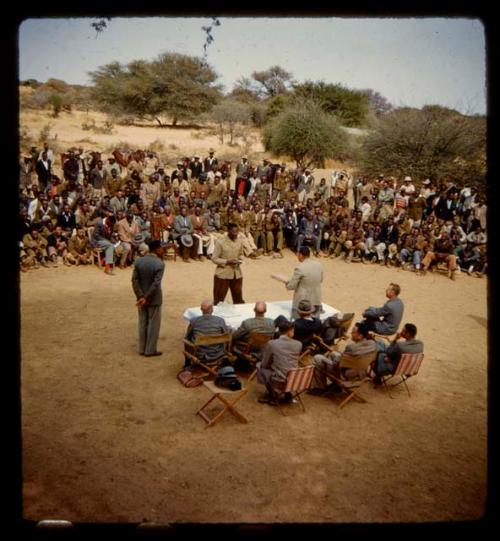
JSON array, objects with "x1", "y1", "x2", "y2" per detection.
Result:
[{"x1": 213, "y1": 276, "x2": 244, "y2": 305}]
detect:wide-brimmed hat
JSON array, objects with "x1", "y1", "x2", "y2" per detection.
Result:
[
  {"x1": 297, "y1": 299, "x2": 314, "y2": 314},
  {"x1": 180, "y1": 234, "x2": 194, "y2": 247},
  {"x1": 404, "y1": 176, "x2": 412, "y2": 181}
]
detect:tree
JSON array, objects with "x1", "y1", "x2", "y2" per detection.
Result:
[
  {"x1": 251, "y1": 65, "x2": 294, "y2": 98},
  {"x1": 262, "y1": 98, "x2": 349, "y2": 169},
  {"x1": 207, "y1": 99, "x2": 251, "y2": 144},
  {"x1": 228, "y1": 77, "x2": 261, "y2": 103},
  {"x1": 291, "y1": 81, "x2": 371, "y2": 127},
  {"x1": 360, "y1": 88, "x2": 393, "y2": 116},
  {"x1": 89, "y1": 52, "x2": 222, "y2": 126},
  {"x1": 359, "y1": 105, "x2": 486, "y2": 185}
]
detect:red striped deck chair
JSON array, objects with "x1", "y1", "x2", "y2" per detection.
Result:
[
  {"x1": 381, "y1": 352, "x2": 424, "y2": 398},
  {"x1": 270, "y1": 365, "x2": 315, "y2": 416}
]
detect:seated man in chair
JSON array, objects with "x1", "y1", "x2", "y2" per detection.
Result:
[
  {"x1": 231, "y1": 301, "x2": 275, "y2": 365},
  {"x1": 373, "y1": 323, "x2": 424, "y2": 385},
  {"x1": 309, "y1": 321, "x2": 376, "y2": 394},
  {"x1": 256, "y1": 319, "x2": 302, "y2": 404},
  {"x1": 184, "y1": 299, "x2": 229, "y2": 368},
  {"x1": 362, "y1": 282, "x2": 404, "y2": 336}
]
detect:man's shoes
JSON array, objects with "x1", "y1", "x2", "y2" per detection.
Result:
[
  {"x1": 104, "y1": 268, "x2": 115, "y2": 275},
  {"x1": 258, "y1": 394, "x2": 271, "y2": 404},
  {"x1": 144, "y1": 351, "x2": 163, "y2": 357},
  {"x1": 255, "y1": 248, "x2": 264, "y2": 256},
  {"x1": 373, "y1": 376, "x2": 383, "y2": 386}
]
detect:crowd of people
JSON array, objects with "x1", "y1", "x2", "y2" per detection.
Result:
[{"x1": 19, "y1": 143, "x2": 487, "y2": 280}]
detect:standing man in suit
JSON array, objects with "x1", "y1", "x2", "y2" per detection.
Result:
[
  {"x1": 35, "y1": 151, "x2": 52, "y2": 192},
  {"x1": 132, "y1": 239, "x2": 166, "y2": 357},
  {"x1": 256, "y1": 319, "x2": 302, "y2": 404},
  {"x1": 285, "y1": 246, "x2": 323, "y2": 319}
]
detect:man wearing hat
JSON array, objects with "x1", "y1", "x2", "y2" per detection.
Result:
[
  {"x1": 203, "y1": 148, "x2": 218, "y2": 174},
  {"x1": 172, "y1": 205, "x2": 199, "y2": 262},
  {"x1": 292, "y1": 299, "x2": 323, "y2": 349},
  {"x1": 132, "y1": 239, "x2": 167, "y2": 357},
  {"x1": 284, "y1": 246, "x2": 323, "y2": 319},
  {"x1": 402, "y1": 175, "x2": 416, "y2": 195}
]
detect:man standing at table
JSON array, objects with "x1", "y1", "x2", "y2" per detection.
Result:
[
  {"x1": 285, "y1": 246, "x2": 323, "y2": 319},
  {"x1": 211, "y1": 223, "x2": 245, "y2": 305},
  {"x1": 132, "y1": 239, "x2": 166, "y2": 357}
]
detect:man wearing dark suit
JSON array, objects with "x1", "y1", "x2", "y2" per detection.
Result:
[
  {"x1": 203, "y1": 149, "x2": 218, "y2": 173},
  {"x1": 292, "y1": 299, "x2": 322, "y2": 351},
  {"x1": 132, "y1": 239, "x2": 166, "y2": 357},
  {"x1": 256, "y1": 319, "x2": 302, "y2": 403},
  {"x1": 35, "y1": 151, "x2": 52, "y2": 191},
  {"x1": 375, "y1": 217, "x2": 399, "y2": 264},
  {"x1": 190, "y1": 156, "x2": 203, "y2": 180}
]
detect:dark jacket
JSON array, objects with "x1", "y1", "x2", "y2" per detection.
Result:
[{"x1": 132, "y1": 254, "x2": 165, "y2": 306}]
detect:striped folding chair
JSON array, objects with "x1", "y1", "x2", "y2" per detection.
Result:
[
  {"x1": 381, "y1": 352, "x2": 424, "y2": 398},
  {"x1": 269, "y1": 365, "x2": 315, "y2": 416}
]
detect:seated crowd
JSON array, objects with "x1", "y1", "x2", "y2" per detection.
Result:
[{"x1": 19, "y1": 144, "x2": 487, "y2": 280}]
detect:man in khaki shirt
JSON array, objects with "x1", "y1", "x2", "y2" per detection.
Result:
[{"x1": 211, "y1": 223, "x2": 245, "y2": 305}]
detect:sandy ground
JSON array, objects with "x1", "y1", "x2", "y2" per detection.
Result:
[
  {"x1": 19, "y1": 107, "x2": 488, "y2": 526},
  {"x1": 20, "y1": 252, "x2": 488, "y2": 524}
]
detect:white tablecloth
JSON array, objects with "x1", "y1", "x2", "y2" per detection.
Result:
[{"x1": 182, "y1": 300, "x2": 340, "y2": 329}]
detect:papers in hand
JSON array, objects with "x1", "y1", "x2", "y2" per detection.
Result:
[{"x1": 271, "y1": 273, "x2": 288, "y2": 283}]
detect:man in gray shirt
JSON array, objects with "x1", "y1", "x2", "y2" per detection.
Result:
[
  {"x1": 256, "y1": 319, "x2": 302, "y2": 404},
  {"x1": 362, "y1": 283, "x2": 404, "y2": 335},
  {"x1": 373, "y1": 323, "x2": 424, "y2": 384},
  {"x1": 184, "y1": 300, "x2": 229, "y2": 367}
]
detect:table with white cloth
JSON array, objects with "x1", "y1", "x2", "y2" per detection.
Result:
[{"x1": 182, "y1": 300, "x2": 340, "y2": 329}]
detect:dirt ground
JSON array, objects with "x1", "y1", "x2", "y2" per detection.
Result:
[{"x1": 20, "y1": 251, "x2": 488, "y2": 524}]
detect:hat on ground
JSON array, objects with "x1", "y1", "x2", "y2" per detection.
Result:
[
  {"x1": 180, "y1": 234, "x2": 194, "y2": 248},
  {"x1": 404, "y1": 176, "x2": 412, "y2": 182},
  {"x1": 297, "y1": 299, "x2": 314, "y2": 315}
]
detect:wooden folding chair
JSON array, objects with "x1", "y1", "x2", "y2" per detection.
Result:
[
  {"x1": 232, "y1": 331, "x2": 273, "y2": 379},
  {"x1": 164, "y1": 241, "x2": 178, "y2": 262},
  {"x1": 330, "y1": 351, "x2": 377, "y2": 409},
  {"x1": 183, "y1": 332, "x2": 235, "y2": 377},
  {"x1": 380, "y1": 352, "x2": 424, "y2": 398},
  {"x1": 333, "y1": 313, "x2": 355, "y2": 344},
  {"x1": 269, "y1": 365, "x2": 315, "y2": 416},
  {"x1": 196, "y1": 371, "x2": 256, "y2": 427}
]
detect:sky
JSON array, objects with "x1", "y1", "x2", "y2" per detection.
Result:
[{"x1": 18, "y1": 16, "x2": 486, "y2": 115}]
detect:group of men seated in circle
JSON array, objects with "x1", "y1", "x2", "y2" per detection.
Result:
[
  {"x1": 19, "y1": 143, "x2": 487, "y2": 280},
  {"x1": 184, "y1": 282, "x2": 424, "y2": 405}
]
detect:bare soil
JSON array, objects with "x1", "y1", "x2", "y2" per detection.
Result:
[{"x1": 21, "y1": 253, "x2": 488, "y2": 524}]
